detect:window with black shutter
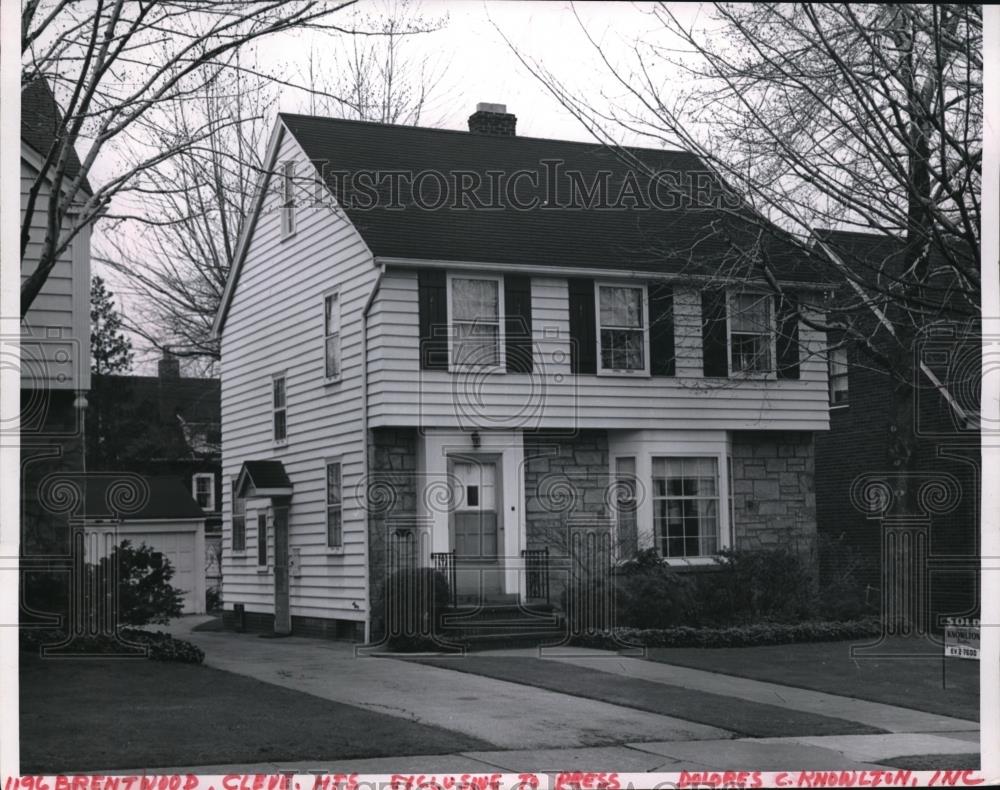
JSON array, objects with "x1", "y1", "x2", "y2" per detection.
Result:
[
  {"x1": 418, "y1": 269, "x2": 448, "y2": 370},
  {"x1": 649, "y1": 284, "x2": 675, "y2": 376},
  {"x1": 567, "y1": 278, "x2": 596, "y2": 374},
  {"x1": 504, "y1": 275, "x2": 533, "y2": 373},
  {"x1": 701, "y1": 289, "x2": 729, "y2": 377},
  {"x1": 775, "y1": 292, "x2": 801, "y2": 380}
]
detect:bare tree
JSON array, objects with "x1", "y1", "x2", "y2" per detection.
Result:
[
  {"x1": 505, "y1": 2, "x2": 981, "y2": 473},
  {"x1": 20, "y1": 0, "x2": 359, "y2": 319},
  {"x1": 93, "y1": 1, "x2": 449, "y2": 367},
  {"x1": 302, "y1": 0, "x2": 451, "y2": 125}
]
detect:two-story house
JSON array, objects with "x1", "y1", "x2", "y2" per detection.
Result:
[
  {"x1": 812, "y1": 229, "x2": 980, "y2": 629},
  {"x1": 20, "y1": 76, "x2": 94, "y2": 560},
  {"x1": 213, "y1": 104, "x2": 832, "y2": 641}
]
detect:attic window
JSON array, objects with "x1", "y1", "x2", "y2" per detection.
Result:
[{"x1": 281, "y1": 161, "x2": 296, "y2": 237}]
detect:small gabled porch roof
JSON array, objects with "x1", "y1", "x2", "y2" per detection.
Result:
[{"x1": 235, "y1": 460, "x2": 293, "y2": 499}]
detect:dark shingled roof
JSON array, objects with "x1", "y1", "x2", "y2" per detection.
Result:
[
  {"x1": 240, "y1": 460, "x2": 292, "y2": 491},
  {"x1": 279, "y1": 113, "x2": 825, "y2": 284},
  {"x1": 83, "y1": 475, "x2": 205, "y2": 521},
  {"x1": 21, "y1": 76, "x2": 93, "y2": 195}
]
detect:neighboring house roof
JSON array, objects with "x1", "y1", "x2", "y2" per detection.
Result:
[
  {"x1": 21, "y1": 76, "x2": 93, "y2": 196},
  {"x1": 82, "y1": 475, "x2": 206, "y2": 521},
  {"x1": 279, "y1": 113, "x2": 821, "y2": 283},
  {"x1": 89, "y1": 373, "x2": 221, "y2": 463}
]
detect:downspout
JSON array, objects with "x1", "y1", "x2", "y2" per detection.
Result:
[{"x1": 360, "y1": 262, "x2": 385, "y2": 644}]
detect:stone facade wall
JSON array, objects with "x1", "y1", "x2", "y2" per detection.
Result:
[
  {"x1": 523, "y1": 430, "x2": 611, "y2": 557},
  {"x1": 730, "y1": 430, "x2": 816, "y2": 554},
  {"x1": 366, "y1": 427, "x2": 419, "y2": 639}
]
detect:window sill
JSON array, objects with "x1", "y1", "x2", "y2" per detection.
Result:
[
  {"x1": 830, "y1": 402, "x2": 850, "y2": 410},
  {"x1": 597, "y1": 368, "x2": 650, "y2": 378},
  {"x1": 325, "y1": 546, "x2": 345, "y2": 556},
  {"x1": 256, "y1": 566, "x2": 270, "y2": 575},
  {"x1": 662, "y1": 557, "x2": 722, "y2": 568},
  {"x1": 272, "y1": 440, "x2": 288, "y2": 450},
  {"x1": 729, "y1": 370, "x2": 777, "y2": 381},
  {"x1": 323, "y1": 376, "x2": 342, "y2": 387},
  {"x1": 448, "y1": 364, "x2": 506, "y2": 375}
]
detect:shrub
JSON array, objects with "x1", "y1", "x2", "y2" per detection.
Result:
[
  {"x1": 816, "y1": 533, "x2": 877, "y2": 621},
  {"x1": 206, "y1": 585, "x2": 223, "y2": 613},
  {"x1": 97, "y1": 540, "x2": 186, "y2": 626},
  {"x1": 18, "y1": 627, "x2": 204, "y2": 663},
  {"x1": 380, "y1": 567, "x2": 450, "y2": 651},
  {"x1": 573, "y1": 618, "x2": 882, "y2": 649},
  {"x1": 688, "y1": 547, "x2": 818, "y2": 626},
  {"x1": 613, "y1": 550, "x2": 695, "y2": 629}
]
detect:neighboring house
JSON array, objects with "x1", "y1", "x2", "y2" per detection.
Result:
[
  {"x1": 20, "y1": 77, "x2": 94, "y2": 569},
  {"x1": 812, "y1": 230, "x2": 980, "y2": 626},
  {"x1": 87, "y1": 349, "x2": 222, "y2": 605},
  {"x1": 81, "y1": 476, "x2": 209, "y2": 614},
  {"x1": 212, "y1": 103, "x2": 832, "y2": 641}
]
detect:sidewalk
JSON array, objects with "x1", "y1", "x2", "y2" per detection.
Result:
[{"x1": 136, "y1": 617, "x2": 978, "y2": 774}]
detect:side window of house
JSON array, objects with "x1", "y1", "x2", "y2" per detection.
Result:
[
  {"x1": 651, "y1": 457, "x2": 720, "y2": 559},
  {"x1": 324, "y1": 292, "x2": 341, "y2": 380},
  {"x1": 257, "y1": 511, "x2": 268, "y2": 568},
  {"x1": 829, "y1": 346, "x2": 849, "y2": 405},
  {"x1": 273, "y1": 374, "x2": 287, "y2": 443},
  {"x1": 597, "y1": 284, "x2": 647, "y2": 373},
  {"x1": 193, "y1": 473, "x2": 214, "y2": 511},
  {"x1": 281, "y1": 161, "x2": 296, "y2": 237},
  {"x1": 231, "y1": 479, "x2": 246, "y2": 553},
  {"x1": 326, "y1": 461, "x2": 342, "y2": 549},
  {"x1": 449, "y1": 275, "x2": 503, "y2": 368}
]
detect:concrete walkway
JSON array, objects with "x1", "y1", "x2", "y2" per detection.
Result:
[{"x1": 138, "y1": 617, "x2": 978, "y2": 775}]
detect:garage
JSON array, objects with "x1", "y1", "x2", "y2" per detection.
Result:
[{"x1": 82, "y1": 475, "x2": 208, "y2": 614}]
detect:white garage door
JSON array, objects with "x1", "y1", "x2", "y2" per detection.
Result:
[
  {"x1": 86, "y1": 527, "x2": 202, "y2": 614},
  {"x1": 123, "y1": 531, "x2": 198, "y2": 613}
]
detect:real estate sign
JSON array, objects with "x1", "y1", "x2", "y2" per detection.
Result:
[{"x1": 943, "y1": 617, "x2": 980, "y2": 660}]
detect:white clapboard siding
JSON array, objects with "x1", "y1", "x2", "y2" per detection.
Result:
[
  {"x1": 220, "y1": 125, "x2": 377, "y2": 622},
  {"x1": 367, "y1": 270, "x2": 830, "y2": 432},
  {"x1": 20, "y1": 156, "x2": 90, "y2": 391}
]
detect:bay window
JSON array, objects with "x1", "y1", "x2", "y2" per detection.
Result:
[{"x1": 652, "y1": 457, "x2": 720, "y2": 559}]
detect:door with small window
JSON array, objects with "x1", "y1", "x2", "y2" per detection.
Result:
[{"x1": 449, "y1": 457, "x2": 503, "y2": 599}]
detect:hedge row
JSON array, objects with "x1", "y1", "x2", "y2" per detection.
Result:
[
  {"x1": 19, "y1": 628, "x2": 204, "y2": 664},
  {"x1": 573, "y1": 617, "x2": 883, "y2": 649}
]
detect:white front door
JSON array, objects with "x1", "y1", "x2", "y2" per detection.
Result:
[{"x1": 450, "y1": 457, "x2": 504, "y2": 599}]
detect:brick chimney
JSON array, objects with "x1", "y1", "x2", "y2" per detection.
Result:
[
  {"x1": 468, "y1": 102, "x2": 517, "y2": 136},
  {"x1": 158, "y1": 347, "x2": 180, "y2": 379}
]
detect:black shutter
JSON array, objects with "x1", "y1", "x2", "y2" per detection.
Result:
[
  {"x1": 702, "y1": 289, "x2": 729, "y2": 377},
  {"x1": 776, "y1": 292, "x2": 801, "y2": 380},
  {"x1": 504, "y1": 275, "x2": 533, "y2": 373},
  {"x1": 649, "y1": 284, "x2": 675, "y2": 376},
  {"x1": 418, "y1": 269, "x2": 448, "y2": 370},
  {"x1": 567, "y1": 278, "x2": 596, "y2": 374}
]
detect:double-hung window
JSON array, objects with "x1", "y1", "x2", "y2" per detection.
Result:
[
  {"x1": 829, "y1": 346, "x2": 849, "y2": 404},
  {"x1": 257, "y1": 512, "x2": 268, "y2": 568},
  {"x1": 272, "y1": 375, "x2": 287, "y2": 443},
  {"x1": 193, "y1": 473, "x2": 214, "y2": 511},
  {"x1": 449, "y1": 276, "x2": 503, "y2": 368},
  {"x1": 326, "y1": 461, "x2": 342, "y2": 549},
  {"x1": 652, "y1": 457, "x2": 720, "y2": 559},
  {"x1": 597, "y1": 284, "x2": 648, "y2": 373},
  {"x1": 729, "y1": 293, "x2": 773, "y2": 374},
  {"x1": 281, "y1": 161, "x2": 296, "y2": 237},
  {"x1": 231, "y1": 479, "x2": 246, "y2": 553},
  {"x1": 324, "y1": 292, "x2": 341, "y2": 380}
]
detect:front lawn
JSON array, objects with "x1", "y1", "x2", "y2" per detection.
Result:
[
  {"x1": 646, "y1": 639, "x2": 979, "y2": 721},
  {"x1": 21, "y1": 655, "x2": 493, "y2": 772}
]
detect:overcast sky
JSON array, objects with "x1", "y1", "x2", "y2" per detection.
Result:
[{"x1": 105, "y1": 1, "x2": 708, "y2": 372}]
